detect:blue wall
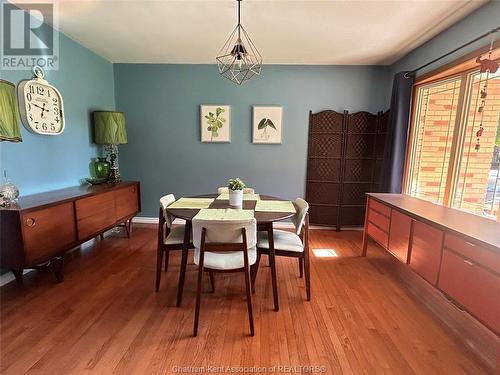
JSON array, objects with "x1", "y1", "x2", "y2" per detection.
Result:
[
  {"x1": 114, "y1": 64, "x2": 390, "y2": 217},
  {"x1": 0, "y1": 30, "x2": 115, "y2": 195},
  {"x1": 390, "y1": 1, "x2": 500, "y2": 77}
]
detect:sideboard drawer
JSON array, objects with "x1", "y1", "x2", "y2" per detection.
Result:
[
  {"x1": 367, "y1": 222, "x2": 388, "y2": 249},
  {"x1": 388, "y1": 210, "x2": 412, "y2": 263},
  {"x1": 409, "y1": 220, "x2": 443, "y2": 285},
  {"x1": 444, "y1": 233, "x2": 500, "y2": 274},
  {"x1": 367, "y1": 208, "x2": 390, "y2": 232},
  {"x1": 439, "y1": 249, "x2": 500, "y2": 334},
  {"x1": 22, "y1": 203, "x2": 76, "y2": 263},
  {"x1": 76, "y1": 191, "x2": 116, "y2": 239},
  {"x1": 368, "y1": 198, "x2": 391, "y2": 217},
  {"x1": 115, "y1": 185, "x2": 139, "y2": 221}
]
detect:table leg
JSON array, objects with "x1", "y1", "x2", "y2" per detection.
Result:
[
  {"x1": 176, "y1": 220, "x2": 192, "y2": 307},
  {"x1": 267, "y1": 223, "x2": 279, "y2": 311}
]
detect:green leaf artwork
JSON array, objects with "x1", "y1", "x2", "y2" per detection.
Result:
[
  {"x1": 205, "y1": 107, "x2": 226, "y2": 141},
  {"x1": 257, "y1": 118, "x2": 276, "y2": 140}
]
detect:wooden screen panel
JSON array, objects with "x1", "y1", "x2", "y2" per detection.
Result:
[
  {"x1": 306, "y1": 109, "x2": 389, "y2": 228},
  {"x1": 306, "y1": 110, "x2": 344, "y2": 227}
]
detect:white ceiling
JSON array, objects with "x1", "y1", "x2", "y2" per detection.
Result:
[{"x1": 14, "y1": 0, "x2": 487, "y2": 65}]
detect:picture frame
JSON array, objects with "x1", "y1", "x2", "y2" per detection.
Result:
[
  {"x1": 200, "y1": 105, "x2": 231, "y2": 143},
  {"x1": 252, "y1": 106, "x2": 283, "y2": 144}
]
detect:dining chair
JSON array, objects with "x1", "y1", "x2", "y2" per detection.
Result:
[
  {"x1": 254, "y1": 198, "x2": 310, "y2": 301},
  {"x1": 217, "y1": 187, "x2": 255, "y2": 194},
  {"x1": 156, "y1": 194, "x2": 193, "y2": 292},
  {"x1": 192, "y1": 217, "x2": 257, "y2": 337}
]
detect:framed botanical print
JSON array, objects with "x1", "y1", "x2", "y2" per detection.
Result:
[
  {"x1": 252, "y1": 106, "x2": 283, "y2": 144},
  {"x1": 200, "y1": 105, "x2": 230, "y2": 142}
]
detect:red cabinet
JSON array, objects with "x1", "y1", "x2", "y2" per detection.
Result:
[
  {"x1": 409, "y1": 221, "x2": 443, "y2": 285},
  {"x1": 438, "y1": 249, "x2": 500, "y2": 334},
  {"x1": 388, "y1": 210, "x2": 412, "y2": 263}
]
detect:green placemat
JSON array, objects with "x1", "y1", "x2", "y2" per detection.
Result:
[
  {"x1": 168, "y1": 197, "x2": 214, "y2": 209},
  {"x1": 216, "y1": 193, "x2": 260, "y2": 201},
  {"x1": 194, "y1": 208, "x2": 254, "y2": 220},
  {"x1": 254, "y1": 200, "x2": 296, "y2": 213}
]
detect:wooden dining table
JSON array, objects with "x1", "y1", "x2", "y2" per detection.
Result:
[{"x1": 166, "y1": 194, "x2": 296, "y2": 311}]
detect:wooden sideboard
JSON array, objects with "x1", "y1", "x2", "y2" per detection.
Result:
[
  {"x1": 0, "y1": 181, "x2": 141, "y2": 284},
  {"x1": 362, "y1": 193, "x2": 499, "y2": 370}
]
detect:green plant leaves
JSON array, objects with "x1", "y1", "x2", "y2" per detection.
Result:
[
  {"x1": 257, "y1": 118, "x2": 277, "y2": 130},
  {"x1": 205, "y1": 107, "x2": 226, "y2": 140},
  {"x1": 258, "y1": 118, "x2": 267, "y2": 129}
]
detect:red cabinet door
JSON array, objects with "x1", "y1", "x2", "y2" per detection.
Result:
[
  {"x1": 409, "y1": 220, "x2": 443, "y2": 285},
  {"x1": 439, "y1": 249, "x2": 500, "y2": 334},
  {"x1": 388, "y1": 210, "x2": 412, "y2": 263}
]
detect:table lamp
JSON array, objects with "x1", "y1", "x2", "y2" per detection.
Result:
[
  {"x1": 93, "y1": 111, "x2": 127, "y2": 183},
  {"x1": 0, "y1": 79, "x2": 22, "y2": 206}
]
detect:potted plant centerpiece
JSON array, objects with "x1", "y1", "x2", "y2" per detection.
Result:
[{"x1": 228, "y1": 178, "x2": 245, "y2": 207}]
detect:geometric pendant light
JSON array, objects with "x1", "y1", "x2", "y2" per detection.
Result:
[{"x1": 216, "y1": 0, "x2": 262, "y2": 85}]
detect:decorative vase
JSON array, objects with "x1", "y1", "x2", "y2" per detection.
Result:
[
  {"x1": 229, "y1": 189, "x2": 243, "y2": 207},
  {"x1": 0, "y1": 173, "x2": 19, "y2": 207},
  {"x1": 89, "y1": 157, "x2": 110, "y2": 180}
]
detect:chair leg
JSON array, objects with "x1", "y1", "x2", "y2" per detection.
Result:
[
  {"x1": 209, "y1": 271, "x2": 215, "y2": 293},
  {"x1": 244, "y1": 265, "x2": 255, "y2": 336},
  {"x1": 304, "y1": 253, "x2": 311, "y2": 302},
  {"x1": 299, "y1": 258, "x2": 304, "y2": 278},
  {"x1": 155, "y1": 248, "x2": 163, "y2": 292},
  {"x1": 193, "y1": 263, "x2": 204, "y2": 337},
  {"x1": 251, "y1": 252, "x2": 261, "y2": 293},
  {"x1": 164, "y1": 248, "x2": 170, "y2": 272}
]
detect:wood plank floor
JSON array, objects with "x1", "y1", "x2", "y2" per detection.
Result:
[{"x1": 0, "y1": 225, "x2": 491, "y2": 375}]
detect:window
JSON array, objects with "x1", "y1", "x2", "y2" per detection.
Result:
[{"x1": 406, "y1": 60, "x2": 500, "y2": 221}]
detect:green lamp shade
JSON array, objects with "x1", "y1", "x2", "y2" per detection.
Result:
[
  {"x1": 93, "y1": 111, "x2": 127, "y2": 145},
  {"x1": 0, "y1": 80, "x2": 22, "y2": 142}
]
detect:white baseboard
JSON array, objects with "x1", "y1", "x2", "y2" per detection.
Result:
[{"x1": 132, "y1": 216, "x2": 360, "y2": 231}]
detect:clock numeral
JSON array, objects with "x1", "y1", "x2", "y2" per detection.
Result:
[
  {"x1": 36, "y1": 86, "x2": 45, "y2": 96},
  {"x1": 53, "y1": 107, "x2": 59, "y2": 115},
  {"x1": 26, "y1": 93, "x2": 32, "y2": 102},
  {"x1": 54, "y1": 116, "x2": 60, "y2": 123},
  {"x1": 47, "y1": 90, "x2": 51, "y2": 98},
  {"x1": 42, "y1": 123, "x2": 48, "y2": 131},
  {"x1": 27, "y1": 103, "x2": 32, "y2": 111},
  {"x1": 29, "y1": 114, "x2": 33, "y2": 121},
  {"x1": 50, "y1": 124, "x2": 55, "y2": 131},
  {"x1": 52, "y1": 98, "x2": 58, "y2": 104},
  {"x1": 29, "y1": 85, "x2": 35, "y2": 94}
]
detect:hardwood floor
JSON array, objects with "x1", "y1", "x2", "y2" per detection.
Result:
[{"x1": 0, "y1": 225, "x2": 491, "y2": 375}]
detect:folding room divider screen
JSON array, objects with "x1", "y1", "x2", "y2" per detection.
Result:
[{"x1": 306, "y1": 110, "x2": 389, "y2": 230}]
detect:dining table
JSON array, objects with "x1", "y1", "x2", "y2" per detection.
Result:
[{"x1": 166, "y1": 193, "x2": 296, "y2": 311}]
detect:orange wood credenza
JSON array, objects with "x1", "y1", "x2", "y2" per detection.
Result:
[{"x1": 362, "y1": 193, "x2": 499, "y2": 370}]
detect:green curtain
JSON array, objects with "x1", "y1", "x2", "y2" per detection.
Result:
[
  {"x1": 93, "y1": 111, "x2": 127, "y2": 145},
  {"x1": 0, "y1": 80, "x2": 22, "y2": 142}
]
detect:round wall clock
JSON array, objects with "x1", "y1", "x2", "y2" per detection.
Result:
[{"x1": 17, "y1": 66, "x2": 65, "y2": 135}]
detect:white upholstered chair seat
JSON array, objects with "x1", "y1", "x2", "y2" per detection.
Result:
[
  {"x1": 257, "y1": 230, "x2": 304, "y2": 253},
  {"x1": 194, "y1": 247, "x2": 257, "y2": 270},
  {"x1": 164, "y1": 225, "x2": 192, "y2": 245}
]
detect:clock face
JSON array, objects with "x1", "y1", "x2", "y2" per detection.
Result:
[{"x1": 19, "y1": 80, "x2": 65, "y2": 135}]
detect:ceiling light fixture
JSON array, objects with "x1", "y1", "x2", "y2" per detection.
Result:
[{"x1": 216, "y1": 0, "x2": 262, "y2": 85}]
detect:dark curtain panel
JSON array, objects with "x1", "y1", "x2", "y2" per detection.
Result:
[{"x1": 380, "y1": 71, "x2": 415, "y2": 193}]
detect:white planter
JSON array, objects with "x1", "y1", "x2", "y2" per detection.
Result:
[{"x1": 229, "y1": 189, "x2": 243, "y2": 207}]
